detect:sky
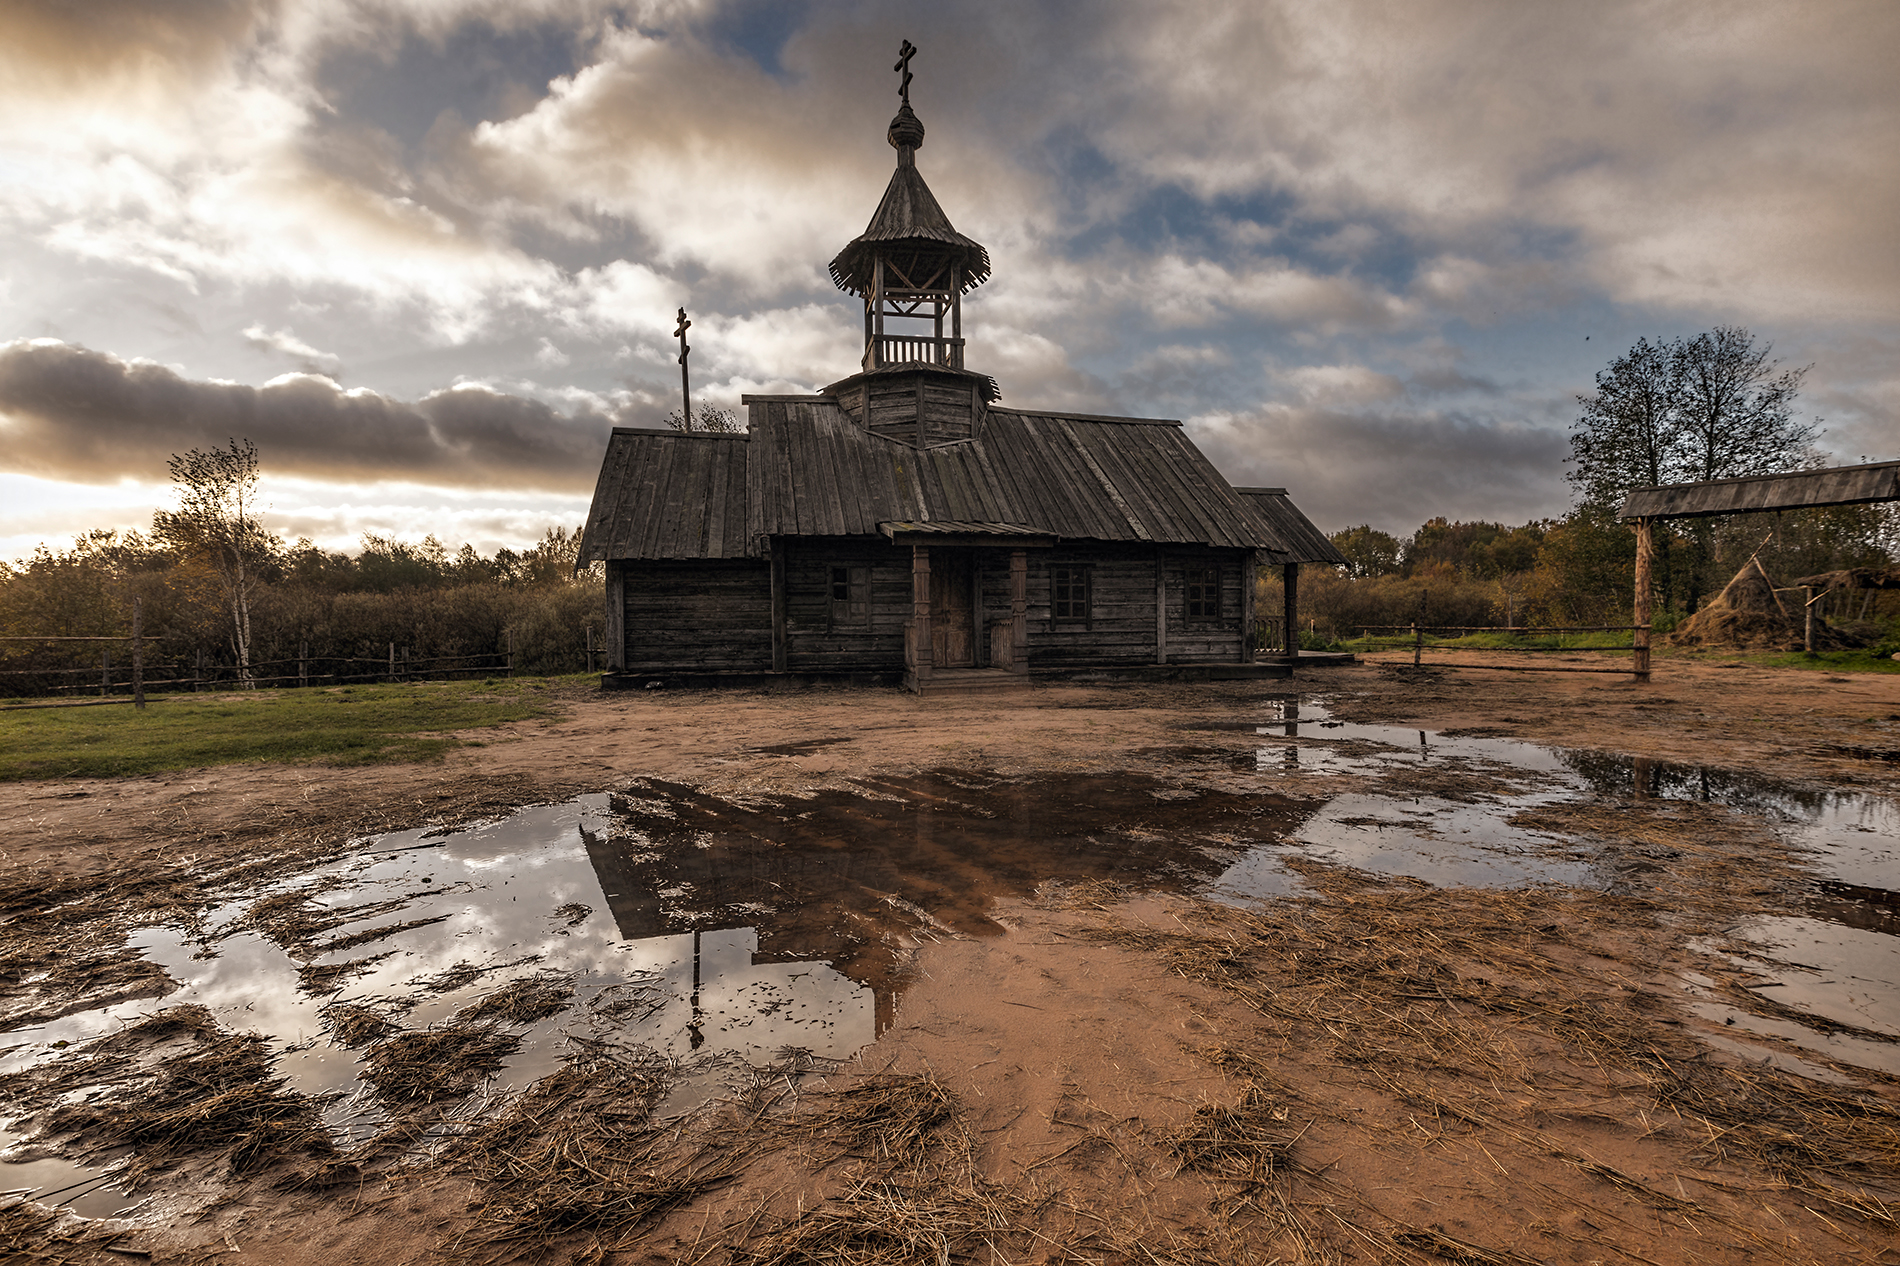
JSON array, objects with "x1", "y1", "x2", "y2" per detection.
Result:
[{"x1": 2, "y1": 0, "x2": 1896, "y2": 563}]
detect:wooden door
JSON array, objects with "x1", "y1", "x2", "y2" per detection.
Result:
[{"x1": 930, "y1": 552, "x2": 975, "y2": 667}]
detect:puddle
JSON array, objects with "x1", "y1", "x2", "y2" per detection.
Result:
[
  {"x1": 4, "y1": 704, "x2": 1896, "y2": 1215},
  {"x1": 0, "y1": 776, "x2": 1315, "y2": 1214}
]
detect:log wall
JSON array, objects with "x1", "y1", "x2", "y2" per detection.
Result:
[
  {"x1": 616, "y1": 542, "x2": 1249, "y2": 675},
  {"x1": 622, "y1": 560, "x2": 772, "y2": 673},
  {"x1": 783, "y1": 540, "x2": 911, "y2": 671}
]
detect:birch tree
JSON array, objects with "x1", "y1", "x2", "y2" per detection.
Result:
[{"x1": 155, "y1": 438, "x2": 269, "y2": 685}]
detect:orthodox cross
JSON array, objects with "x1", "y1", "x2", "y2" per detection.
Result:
[
  {"x1": 894, "y1": 39, "x2": 916, "y2": 106},
  {"x1": 674, "y1": 306, "x2": 692, "y2": 431}
]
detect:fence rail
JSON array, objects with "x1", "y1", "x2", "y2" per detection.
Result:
[
  {"x1": 2, "y1": 615, "x2": 606, "y2": 705},
  {"x1": 1352, "y1": 623, "x2": 1652, "y2": 681}
]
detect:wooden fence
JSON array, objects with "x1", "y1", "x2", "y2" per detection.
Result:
[
  {"x1": 0, "y1": 615, "x2": 605, "y2": 708},
  {"x1": 1353, "y1": 624, "x2": 1652, "y2": 681}
]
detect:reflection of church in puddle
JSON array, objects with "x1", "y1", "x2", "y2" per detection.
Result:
[{"x1": 581, "y1": 833, "x2": 880, "y2": 1062}]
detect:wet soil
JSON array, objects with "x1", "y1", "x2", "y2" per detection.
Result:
[{"x1": 3, "y1": 659, "x2": 1899, "y2": 1264}]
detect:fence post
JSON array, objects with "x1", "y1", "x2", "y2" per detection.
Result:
[
  {"x1": 299, "y1": 639, "x2": 308, "y2": 688},
  {"x1": 132, "y1": 598, "x2": 145, "y2": 710},
  {"x1": 101, "y1": 648, "x2": 110, "y2": 697},
  {"x1": 1803, "y1": 586, "x2": 1816, "y2": 655},
  {"x1": 1632, "y1": 516, "x2": 1653, "y2": 682},
  {"x1": 507, "y1": 629, "x2": 515, "y2": 677},
  {"x1": 196, "y1": 647, "x2": 205, "y2": 692},
  {"x1": 388, "y1": 642, "x2": 396, "y2": 683},
  {"x1": 586, "y1": 626, "x2": 594, "y2": 674},
  {"x1": 1412, "y1": 623, "x2": 1422, "y2": 668}
]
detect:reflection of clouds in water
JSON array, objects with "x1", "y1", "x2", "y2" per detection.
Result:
[
  {"x1": 0, "y1": 794, "x2": 877, "y2": 1125},
  {"x1": 1704, "y1": 916, "x2": 1900, "y2": 1040}
]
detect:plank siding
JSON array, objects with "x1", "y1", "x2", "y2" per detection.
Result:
[
  {"x1": 782, "y1": 540, "x2": 910, "y2": 670},
  {"x1": 1026, "y1": 544, "x2": 1172, "y2": 667},
  {"x1": 623, "y1": 560, "x2": 772, "y2": 672}
]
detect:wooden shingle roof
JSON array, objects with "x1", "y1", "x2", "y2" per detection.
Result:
[
  {"x1": 1234, "y1": 488, "x2": 1348, "y2": 566},
  {"x1": 1619, "y1": 461, "x2": 1900, "y2": 520},
  {"x1": 578, "y1": 400, "x2": 1299, "y2": 562}
]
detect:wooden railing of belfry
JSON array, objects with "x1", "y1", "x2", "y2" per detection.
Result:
[{"x1": 871, "y1": 334, "x2": 964, "y2": 369}]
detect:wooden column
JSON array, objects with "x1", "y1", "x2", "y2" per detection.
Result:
[
  {"x1": 1632, "y1": 517, "x2": 1653, "y2": 681},
  {"x1": 1154, "y1": 549, "x2": 1168, "y2": 665},
  {"x1": 909, "y1": 544, "x2": 933, "y2": 689},
  {"x1": 1282, "y1": 563, "x2": 1299, "y2": 659},
  {"x1": 770, "y1": 543, "x2": 788, "y2": 672},
  {"x1": 132, "y1": 598, "x2": 145, "y2": 710},
  {"x1": 1239, "y1": 551, "x2": 1256, "y2": 663},
  {"x1": 1009, "y1": 549, "x2": 1028, "y2": 676},
  {"x1": 605, "y1": 563, "x2": 626, "y2": 672},
  {"x1": 871, "y1": 257, "x2": 885, "y2": 369},
  {"x1": 1803, "y1": 587, "x2": 1816, "y2": 654}
]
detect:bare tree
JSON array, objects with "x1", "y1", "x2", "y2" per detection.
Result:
[
  {"x1": 1567, "y1": 336, "x2": 1680, "y2": 510},
  {"x1": 664, "y1": 405, "x2": 744, "y2": 433},
  {"x1": 155, "y1": 438, "x2": 270, "y2": 685},
  {"x1": 1674, "y1": 325, "x2": 1814, "y2": 484},
  {"x1": 1570, "y1": 328, "x2": 1814, "y2": 507}
]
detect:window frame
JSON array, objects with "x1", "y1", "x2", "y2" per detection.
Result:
[
  {"x1": 1184, "y1": 565, "x2": 1222, "y2": 623},
  {"x1": 1051, "y1": 563, "x2": 1093, "y2": 629},
  {"x1": 827, "y1": 564, "x2": 871, "y2": 632}
]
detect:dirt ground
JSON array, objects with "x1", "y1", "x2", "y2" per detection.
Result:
[{"x1": 5, "y1": 655, "x2": 1900, "y2": 1265}]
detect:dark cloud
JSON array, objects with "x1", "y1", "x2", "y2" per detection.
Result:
[
  {"x1": 1194, "y1": 405, "x2": 1571, "y2": 536},
  {"x1": 0, "y1": 340, "x2": 612, "y2": 492}
]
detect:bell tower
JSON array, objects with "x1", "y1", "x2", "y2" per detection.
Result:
[{"x1": 823, "y1": 40, "x2": 998, "y2": 446}]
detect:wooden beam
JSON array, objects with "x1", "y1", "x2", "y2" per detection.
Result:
[
  {"x1": 770, "y1": 542, "x2": 788, "y2": 672},
  {"x1": 1240, "y1": 550, "x2": 1256, "y2": 663},
  {"x1": 909, "y1": 544, "x2": 933, "y2": 690},
  {"x1": 1010, "y1": 549, "x2": 1028, "y2": 676},
  {"x1": 1282, "y1": 563, "x2": 1299, "y2": 659},
  {"x1": 1155, "y1": 548, "x2": 1167, "y2": 665},
  {"x1": 605, "y1": 562, "x2": 626, "y2": 671},
  {"x1": 1632, "y1": 517, "x2": 1652, "y2": 681}
]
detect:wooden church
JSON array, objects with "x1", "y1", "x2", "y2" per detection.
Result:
[{"x1": 579, "y1": 46, "x2": 1344, "y2": 692}]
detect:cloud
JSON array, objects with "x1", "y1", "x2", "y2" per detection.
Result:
[
  {"x1": 0, "y1": 339, "x2": 616, "y2": 491},
  {"x1": 1192, "y1": 403, "x2": 1570, "y2": 537},
  {"x1": 242, "y1": 323, "x2": 343, "y2": 376}
]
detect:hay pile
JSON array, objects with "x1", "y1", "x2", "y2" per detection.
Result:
[{"x1": 1668, "y1": 558, "x2": 1849, "y2": 650}]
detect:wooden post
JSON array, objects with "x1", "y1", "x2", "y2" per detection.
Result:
[
  {"x1": 1154, "y1": 549, "x2": 1167, "y2": 665},
  {"x1": 507, "y1": 629, "x2": 515, "y2": 677},
  {"x1": 1632, "y1": 516, "x2": 1653, "y2": 681},
  {"x1": 299, "y1": 638, "x2": 308, "y2": 688},
  {"x1": 1804, "y1": 586, "x2": 1816, "y2": 654},
  {"x1": 132, "y1": 598, "x2": 145, "y2": 710},
  {"x1": 908, "y1": 544, "x2": 933, "y2": 689},
  {"x1": 586, "y1": 625, "x2": 595, "y2": 674},
  {"x1": 389, "y1": 642, "x2": 396, "y2": 683},
  {"x1": 1009, "y1": 549, "x2": 1028, "y2": 676},
  {"x1": 1239, "y1": 551, "x2": 1256, "y2": 663},
  {"x1": 770, "y1": 543, "x2": 788, "y2": 671},
  {"x1": 196, "y1": 646, "x2": 205, "y2": 692},
  {"x1": 605, "y1": 563, "x2": 625, "y2": 673},
  {"x1": 1282, "y1": 563, "x2": 1299, "y2": 659},
  {"x1": 1413, "y1": 622, "x2": 1422, "y2": 668},
  {"x1": 101, "y1": 648, "x2": 109, "y2": 697}
]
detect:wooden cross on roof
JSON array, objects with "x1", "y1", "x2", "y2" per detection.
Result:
[
  {"x1": 894, "y1": 39, "x2": 916, "y2": 106},
  {"x1": 674, "y1": 306, "x2": 692, "y2": 429}
]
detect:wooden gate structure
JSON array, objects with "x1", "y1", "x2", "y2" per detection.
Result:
[{"x1": 1619, "y1": 460, "x2": 1900, "y2": 675}]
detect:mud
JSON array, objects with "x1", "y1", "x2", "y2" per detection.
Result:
[{"x1": 2, "y1": 660, "x2": 1898, "y2": 1264}]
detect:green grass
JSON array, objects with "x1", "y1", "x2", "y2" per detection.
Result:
[
  {"x1": 1336, "y1": 630, "x2": 1637, "y2": 653},
  {"x1": 1720, "y1": 648, "x2": 1900, "y2": 674},
  {"x1": 0, "y1": 679, "x2": 561, "y2": 781}
]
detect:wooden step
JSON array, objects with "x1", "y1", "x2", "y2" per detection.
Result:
[{"x1": 908, "y1": 668, "x2": 1034, "y2": 695}]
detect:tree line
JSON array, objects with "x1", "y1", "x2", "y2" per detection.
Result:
[
  {"x1": 1, "y1": 439, "x2": 603, "y2": 696},
  {"x1": 1292, "y1": 327, "x2": 1895, "y2": 640}
]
